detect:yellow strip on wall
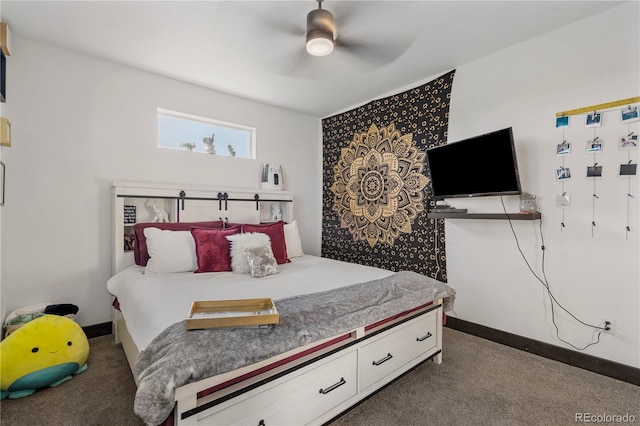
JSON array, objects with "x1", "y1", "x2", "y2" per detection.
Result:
[{"x1": 556, "y1": 96, "x2": 640, "y2": 117}]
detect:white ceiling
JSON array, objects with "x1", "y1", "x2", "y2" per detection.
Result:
[{"x1": 1, "y1": 1, "x2": 625, "y2": 117}]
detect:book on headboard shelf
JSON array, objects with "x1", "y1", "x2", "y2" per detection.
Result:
[{"x1": 124, "y1": 205, "x2": 137, "y2": 224}]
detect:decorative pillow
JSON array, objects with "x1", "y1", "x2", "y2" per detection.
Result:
[
  {"x1": 246, "y1": 246, "x2": 279, "y2": 278},
  {"x1": 143, "y1": 228, "x2": 197, "y2": 274},
  {"x1": 241, "y1": 221, "x2": 289, "y2": 264},
  {"x1": 0, "y1": 315, "x2": 89, "y2": 400},
  {"x1": 190, "y1": 226, "x2": 240, "y2": 273},
  {"x1": 226, "y1": 232, "x2": 271, "y2": 274},
  {"x1": 284, "y1": 220, "x2": 304, "y2": 258},
  {"x1": 133, "y1": 221, "x2": 223, "y2": 266}
]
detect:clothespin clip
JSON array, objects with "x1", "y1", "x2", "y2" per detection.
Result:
[
  {"x1": 626, "y1": 226, "x2": 631, "y2": 232},
  {"x1": 592, "y1": 136, "x2": 600, "y2": 143},
  {"x1": 629, "y1": 193, "x2": 635, "y2": 198},
  {"x1": 561, "y1": 222, "x2": 565, "y2": 228},
  {"x1": 592, "y1": 221, "x2": 596, "y2": 227}
]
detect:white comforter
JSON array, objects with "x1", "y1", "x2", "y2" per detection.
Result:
[{"x1": 106, "y1": 255, "x2": 393, "y2": 352}]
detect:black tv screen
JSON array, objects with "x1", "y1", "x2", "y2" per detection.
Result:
[{"x1": 426, "y1": 127, "x2": 522, "y2": 200}]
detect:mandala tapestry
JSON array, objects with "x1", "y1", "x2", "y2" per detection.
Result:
[
  {"x1": 330, "y1": 123, "x2": 428, "y2": 247},
  {"x1": 322, "y1": 70, "x2": 455, "y2": 281}
]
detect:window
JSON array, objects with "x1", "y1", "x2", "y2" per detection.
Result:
[{"x1": 157, "y1": 108, "x2": 255, "y2": 159}]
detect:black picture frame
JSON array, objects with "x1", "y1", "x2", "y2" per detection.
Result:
[{"x1": 0, "y1": 50, "x2": 5, "y2": 103}]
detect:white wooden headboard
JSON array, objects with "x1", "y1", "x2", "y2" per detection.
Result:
[{"x1": 111, "y1": 181, "x2": 294, "y2": 274}]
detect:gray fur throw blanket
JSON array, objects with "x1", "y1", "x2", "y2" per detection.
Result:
[{"x1": 133, "y1": 271, "x2": 455, "y2": 425}]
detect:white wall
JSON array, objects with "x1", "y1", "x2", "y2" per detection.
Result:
[
  {"x1": 446, "y1": 2, "x2": 639, "y2": 367},
  {"x1": 0, "y1": 37, "x2": 321, "y2": 328},
  {"x1": 0, "y1": 110, "x2": 4, "y2": 329}
]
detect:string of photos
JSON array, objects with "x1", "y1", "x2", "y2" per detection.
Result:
[{"x1": 555, "y1": 96, "x2": 639, "y2": 237}]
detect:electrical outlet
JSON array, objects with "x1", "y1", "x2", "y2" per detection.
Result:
[{"x1": 603, "y1": 318, "x2": 615, "y2": 334}]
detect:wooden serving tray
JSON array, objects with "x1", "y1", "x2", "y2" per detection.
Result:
[{"x1": 186, "y1": 298, "x2": 279, "y2": 330}]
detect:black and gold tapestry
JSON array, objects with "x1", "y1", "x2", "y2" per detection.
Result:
[{"x1": 322, "y1": 70, "x2": 455, "y2": 281}]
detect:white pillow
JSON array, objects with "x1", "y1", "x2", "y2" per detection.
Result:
[
  {"x1": 226, "y1": 232, "x2": 271, "y2": 274},
  {"x1": 284, "y1": 220, "x2": 304, "y2": 258},
  {"x1": 143, "y1": 228, "x2": 197, "y2": 274}
]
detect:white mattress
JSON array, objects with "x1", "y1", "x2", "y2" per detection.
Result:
[{"x1": 107, "y1": 255, "x2": 393, "y2": 352}]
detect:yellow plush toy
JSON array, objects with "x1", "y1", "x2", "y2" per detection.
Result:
[{"x1": 0, "y1": 315, "x2": 89, "y2": 399}]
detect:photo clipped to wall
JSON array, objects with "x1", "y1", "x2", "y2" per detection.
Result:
[
  {"x1": 621, "y1": 106, "x2": 639, "y2": 123},
  {"x1": 586, "y1": 165, "x2": 603, "y2": 179},
  {"x1": 585, "y1": 112, "x2": 602, "y2": 128},
  {"x1": 586, "y1": 137, "x2": 603, "y2": 154},
  {"x1": 556, "y1": 141, "x2": 571, "y2": 156},
  {"x1": 619, "y1": 162, "x2": 637, "y2": 177},
  {"x1": 619, "y1": 134, "x2": 638, "y2": 150},
  {"x1": 556, "y1": 167, "x2": 571, "y2": 181}
]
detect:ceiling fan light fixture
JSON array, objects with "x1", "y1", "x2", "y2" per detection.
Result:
[
  {"x1": 306, "y1": 2, "x2": 335, "y2": 56},
  {"x1": 306, "y1": 29, "x2": 334, "y2": 56}
]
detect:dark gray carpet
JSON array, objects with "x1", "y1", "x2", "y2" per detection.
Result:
[
  {"x1": 1, "y1": 328, "x2": 638, "y2": 426},
  {"x1": 0, "y1": 334, "x2": 144, "y2": 426}
]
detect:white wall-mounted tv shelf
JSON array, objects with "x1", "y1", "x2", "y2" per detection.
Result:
[{"x1": 426, "y1": 212, "x2": 541, "y2": 220}]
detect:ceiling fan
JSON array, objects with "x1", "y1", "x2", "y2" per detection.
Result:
[
  {"x1": 305, "y1": 0, "x2": 336, "y2": 56},
  {"x1": 245, "y1": 0, "x2": 417, "y2": 77}
]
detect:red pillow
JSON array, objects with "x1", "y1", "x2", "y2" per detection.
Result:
[
  {"x1": 133, "y1": 221, "x2": 223, "y2": 266},
  {"x1": 190, "y1": 226, "x2": 240, "y2": 273},
  {"x1": 241, "y1": 221, "x2": 289, "y2": 265}
]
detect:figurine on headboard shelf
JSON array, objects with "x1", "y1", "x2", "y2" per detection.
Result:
[
  {"x1": 146, "y1": 200, "x2": 169, "y2": 223},
  {"x1": 271, "y1": 204, "x2": 282, "y2": 222}
]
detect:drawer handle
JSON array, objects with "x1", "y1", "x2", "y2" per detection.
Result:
[
  {"x1": 319, "y1": 377, "x2": 346, "y2": 394},
  {"x1": 416, "y1": 332, "x2": 433, "y2": 342},
  {"x1": 372, "y1": 353, "x2": 393, "y2": 366}
]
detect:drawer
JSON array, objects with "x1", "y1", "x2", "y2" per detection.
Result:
[
  {"x1": 358, "y1": 311, "x2": 437, "y2": 392},
  {"x1": 198, "y1": 350, "x2": 357, "y2": 425}
]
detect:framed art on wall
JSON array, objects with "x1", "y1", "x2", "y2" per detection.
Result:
[
  {"x1": 0, "y1": 161, "x2": 5, "y2": 206},
  {"x1": 0, "y1": 50, "x2": 5, "y2": 103}
]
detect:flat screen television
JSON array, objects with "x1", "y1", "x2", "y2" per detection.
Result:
[{"x1": 425, "y1": 127, "x2": 522, "y2": 200}]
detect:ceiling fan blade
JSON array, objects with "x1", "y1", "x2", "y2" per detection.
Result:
[
  {"x1": 334, "y1": 36, "x2": 415, "y2": 69},
  {"x1": 328, "y1": 1, "x2": 361, "y2": 29},
  {"x1": 278, "y1": 50, "x2": 337, "y2": 79}
]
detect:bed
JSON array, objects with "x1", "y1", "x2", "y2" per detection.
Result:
[{"x1": 108, "y1": 183, "x2": 455, "y2": 426}]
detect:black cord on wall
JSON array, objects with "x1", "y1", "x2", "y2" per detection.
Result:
[{"x1": 500, "y1": 197, "x2": 607, "y2": 351}]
